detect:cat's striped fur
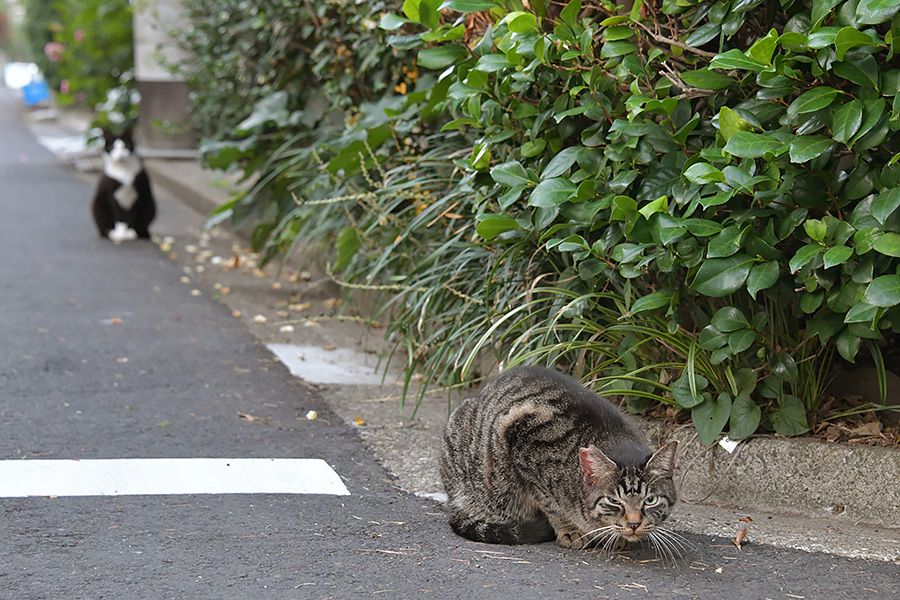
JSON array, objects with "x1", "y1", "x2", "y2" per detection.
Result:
[{"x1": 440, "y1": 365, "x2": 678, "y2": 550}]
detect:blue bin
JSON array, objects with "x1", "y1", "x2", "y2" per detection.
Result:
[{"x1": 22, "y1": 80, "x2": 50, "y2": 106}]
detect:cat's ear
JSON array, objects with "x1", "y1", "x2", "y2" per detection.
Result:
[
  {"x1": 646, "y1": 441, "x2": 678, "y2": 478},
  {"x1": 579, "y1": 445, "x2": 617, "y2": 485}
]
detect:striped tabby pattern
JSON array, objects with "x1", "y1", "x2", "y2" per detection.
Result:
[{"x1": 440, "y1": 366, "x2": 679, "y2": 552}]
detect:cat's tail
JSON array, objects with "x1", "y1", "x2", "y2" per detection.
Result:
[{"x1": 448, "y1": 512, "x2": 555, "y2": 545}]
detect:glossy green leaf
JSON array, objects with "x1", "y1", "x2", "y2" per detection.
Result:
[
  {"x1": 542, "y1": 147, "x2": 582, "y2": 179},
  {"x1": 476, "y1": 214, "x2": 522, "y2": 240},
  {"x1": 417, "y1": 45, "x2": 467, "y2": 69},
  {"x1": 864, "y1": 275, "x2": 900, "y2": 306},
  {"x1": 747, "y1": 29, "x2": 778, "y2": 65},
  {"x1": 844, "y1": 301, "x2": 880, "y2": 323},
  {"x1": 504, "y1": 11, "x2": 538, "y2": 33},
  {"x1": 679, "y1": 68, "x2": 734, "y2": 90},
  {"x1": 832, "y1": 100, "x2": 864, "y2": 144},
  {"x1": 630, "y1": 291, "x2": 673, "y2": 314},
  {"x1": 685, "y1": 219, "x2": 724, "y2": 237},
  {"x1": 693, "y1": 394, "x2": 733, "y2": 446},
  {"x1": 789, "y1": 244, "x2": 823, "y2": 273},
  {"x1": 873, "y1": 232, "x2": 900, "y2": 257},
  {"x1": 724, "y1": 132, "x2": 785, "y2": 158},
  {"x1": 491, "y1": 161, "x2": 533, "y2": 187},
  {"x1": 786, "y1": 87, "x2": 841, "y2": 119},
  {"x1": 379, "y1": 13, "x2": 410, "y2": 30},
  {"x1": 770, "y1": 352, "x2": 799, "y2": 380},
  {"x1": 710, "y1": 49, "x2": 767, "y2": 71},
  {"x1": 747, "y1": 261, "x2": 780, "y2": 299},
  {"x1": 718, "y1": 106, "x2": 753, "y2": 143},
  {"x1": 707, "y1": 226, "x2": 745, "y2": 258},
  {"x1": 691, "y1": 254, "x2": 754, "y2": 297},
  {"x1": 871, "y1": 187, "x2": 900, "y2": 224},
  {"x1": 789, "y1": 136, "x2": 833, "y2": 163},
  {"x1": 684, "y1": 163, "x2": 726, "y2": 184},
  {"x1": 672, "y1": 373, "x2": 708, "y2": 409},
  {"x1": 729, "y1": 393, "x2": 761, "y2": 440},
  {"x1": 638, "y1": 196, "x2": 668, "y2": 220},
  {"x1": 439, "y1": 0, "x2": 498, "y2": 11},
  {"x1": 856, "y1": 0, "x2": 900, "y2": 24},
  {"x1": 834, "y1": 27, "x2": 879, "y2": 61},
  {"x1": 528, "y1": 177, "x2": 576, "y2": 207},
  {"x1": 711, "y1": 306, "x2": 750, "y2": 332},
  {"x1": 728, "y1": 329, "x2": 756, "y2": 354},
  {"x1": 771, "y1": 395, "x2": 810, "y2": 436},
  {"x1": 811, "y1": 0, "x2": 843, "y2": 27},
  {"x1": 823, "y1": 245, "x2": 854, "y2": 268},
  {"x1": 474, "y1": 54, "x2": 516, "y2": 72}
]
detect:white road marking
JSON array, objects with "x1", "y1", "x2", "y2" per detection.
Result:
[
  {"x1": 267, "y1": 343, "x2": 393, "y2": 385},
  {"x1": 0, "y1": 458, "x2": 349, "y2": 497}
]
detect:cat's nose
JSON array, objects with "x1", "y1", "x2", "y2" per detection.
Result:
[{"x1": 627, "y1": 519, "x2": 641, "y2": 532}]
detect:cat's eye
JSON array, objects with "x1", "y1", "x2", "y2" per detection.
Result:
[{"x1": 644, "y1": 495, "x2": 660, "y2": 506}]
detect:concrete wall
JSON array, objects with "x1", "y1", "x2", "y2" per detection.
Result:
[{"x1": 132, "y1": 0, "x2": 196, "y2": 151}]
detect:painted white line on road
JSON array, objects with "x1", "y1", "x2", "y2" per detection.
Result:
[
  {"x1": 267, "y1": 343, "x2": 392, "y2": 385},
  {"x1": 0, "y1": 458, "x2": 350, "y2": 498}
]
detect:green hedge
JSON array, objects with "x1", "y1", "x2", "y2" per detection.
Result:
[
  {"x1": 182, "y1": 0, "x2": 900, "y2": 443},
  {"x1": 21, "y1": 0, "x2": 135, "y2": 126}
]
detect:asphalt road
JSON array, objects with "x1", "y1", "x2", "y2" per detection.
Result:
[{"x1": 1, "y1": 85, "x2": 897, "y2": 599}]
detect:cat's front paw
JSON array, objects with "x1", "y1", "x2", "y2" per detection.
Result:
[{"x1": 555, "y1": 529, "x2": 588, "y2": 549}]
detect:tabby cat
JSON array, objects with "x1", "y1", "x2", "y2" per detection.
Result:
[{"x1": 440, "y1": 365, "x2": 682, "y2": 556}]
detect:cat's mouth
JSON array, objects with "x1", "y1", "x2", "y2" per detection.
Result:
[{"x1": 614, "y1": 525, "x2": 651, "y2": 542}]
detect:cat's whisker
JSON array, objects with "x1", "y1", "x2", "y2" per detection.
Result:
[
  {"x1": 645, "y1": 528, "x2": 693, "y2": 564},
  {"x1": 578, "y1": 525, "x2": 616, "y2": 549},
  {"x1": 600, "y1": 530, "x2": 622, "y2": 556},
  {"x1": 646, "y1": 531, "x2": 673, "y2": 563},
  {"x1": 654, "y1": 527, "x2": 696, "y2": 551},
  {"x1": 591, "y1": 529, "x2": 618, "y2": 550}
]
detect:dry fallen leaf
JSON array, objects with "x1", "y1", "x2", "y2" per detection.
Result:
[
  {"x1": 850, "y1": 422, "x2": 883, "y2": 437},
  {"x1": 232, "y1": 310, "x2": 242, "y2": 318},
  {"x1": 354, "y1": 417, "x2": 366, "y2": 426},
  {"x1": 739, "y1": 516, "x2": 753, "y2": 523},
  {"x1": 279, "y1": 325, "x2": 295, "y2": 333},
  {"x1": 732, "y1": 527, "x2": 748, "y2": 550},
  {"x1": 252, "y1": 314, "x2": 268, "y2": 324},
  {"x1": 238, "y1": 412, "x2": 258, "y2": 422}
]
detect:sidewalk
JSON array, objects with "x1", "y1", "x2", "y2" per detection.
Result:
[{"x1": 29, "y1": 108, "x2": 900, "y2": 562}]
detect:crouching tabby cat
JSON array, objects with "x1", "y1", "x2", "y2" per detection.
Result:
[
  {"x1": 91, "y1": 127, "x2": 156, "y2": 242},
  {"x1": 440, "y1": 366, "x2": 682, "y2": 555}
]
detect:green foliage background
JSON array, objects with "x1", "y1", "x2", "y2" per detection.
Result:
[
  {"x1": 181, "y1": 0, "x2": 900, "y2": 444},
  {"x1": 20, "y1": 0, "x2": 135, "y2": 124}
]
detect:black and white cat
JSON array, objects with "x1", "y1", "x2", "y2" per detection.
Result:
[{"x1": 91, "y1": 128, "x2": 156, "y2": 242}]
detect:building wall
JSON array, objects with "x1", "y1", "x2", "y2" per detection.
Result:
[{"x1": 132, "y1": 0, "x2": 195, "y2": 150}]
